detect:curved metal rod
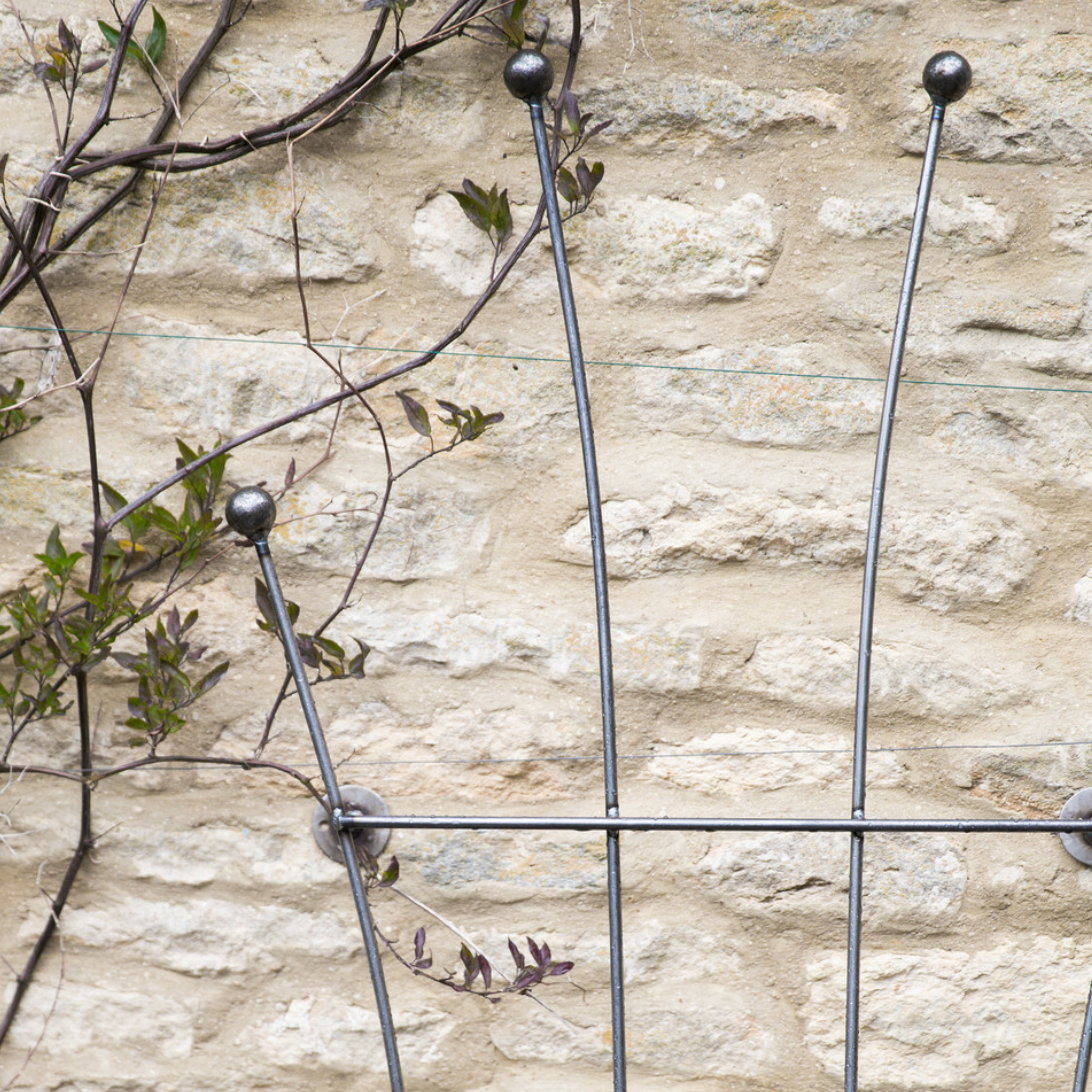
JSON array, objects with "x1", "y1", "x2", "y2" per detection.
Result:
[
  {"x1": 844, "y1": 52, "x2": 971, "y2": 1092},
  {"x1": 1074, "y1": 980, "x2": 1092, "y2": 1092},
  {"x1": 226, "y1": 488, "x2": 405, "y2": 1092},
  {"x1": 505, "y1": 51, "x2": 627, "y2": 1092}
]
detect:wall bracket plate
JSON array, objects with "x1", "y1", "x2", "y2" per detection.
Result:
[
  {"x1": 1059, "y1": 788, "x2": 1092, "y2": 867},
  {"x1": 312, "y1": 786, "x2": 391, "y2": 864}
]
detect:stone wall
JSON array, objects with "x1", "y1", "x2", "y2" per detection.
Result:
[{"x1": 4, "y1": 1, "x2": 1092, "y2": 1090}]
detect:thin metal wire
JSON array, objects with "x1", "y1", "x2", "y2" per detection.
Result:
[
  {"x1": 524, "y1": 88, "x2": 627, "y2": 1092},
  {"x1": 1074, "y1": 980, "x2": 1092, "y2": 1092},
  {"x1": 8, "y1": 320, "x2": 1092, "y2": 395},
  {"x1": 248, "y1": 529, "x2": 405, "y2": 1092},
  {"x1": 846, "y1": 95, "x2": 952, "y2": 1092}
]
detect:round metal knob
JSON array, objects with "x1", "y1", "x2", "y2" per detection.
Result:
[
  {"x1": 922, "y1": 51, "x2": 972, "y2": 106},
  {"x1": 504, "y1": 50, "x2": 554, "y2": 101},
  {"x1": 1059, "y1": 788, "x2": 1092, "y2": 867},
  {"x1": 312, "y1": 786, "x2": 391, "y2": 865},
  {"x1": 225, "y1": 486, "x2": 277, "y2": 541}
]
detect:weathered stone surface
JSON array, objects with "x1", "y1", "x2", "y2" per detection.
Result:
[
  {"x1": 701, "y1": 832, "x2": 966, "y2": 929},
  {"x1": 347, "y1": 604, "x2": 704, "y2": 690},
  {"x1": 92, "y1": 167, "x2": 377, "y2": 283},
  {"x1": 62, "y1": 896, "x2": 358, "y2": 975},
  {"x1": 819, "y1": 194, "x2": 1014, "y2": 254},
  {"x1": 644, "y1": 725, "x2": 906, "y2": 796},
  {"x1": 271, "y1": 479, "x2": 493, "y2": 578},
  {"x1": 561, "y1": 479, "x2": 1035, "y2": 609},
  {"x1": 97, "y1": 820, "x2": 347, "y2": 889},
  {"x1": 403, "y1": 830, "x2": 607, "y2": 893},
  {"x1": 743, "y1": 633, "x2": 1025, "y2": 716},
  {"x1": 685, "y1": 0, "x2": 872, "y2": 54},
  {"x1": 584, "y1": 77, "x2": 847, "y2": 142},
  {"x1": 0, "y1": 467, "x2": 90, "y2": 534},
  {"x1": 564, "y1": 194, "x2": 779, "y2": 302},
  {"x1": 902, "y1": 35, "x2": 1092, "y2": 163},
  {"x1": 1067, "y1": 569, "x2": 1092, "y2": 625},
  {"x1": 248, "y1": 995, "x2": 454, "y2": 1074},
  {"x1": 804, "y1": 938, "x2": 1092, "y2": 1085},
  {"x1": 120, "y1": 324, "x2": 332, "y2": 438},
  {"x1": 928, "y1": 400, "x2": 1092, "y2": 489},
  {"x1": 6, "y1": 981, "x2": 196, "y2": 1063},
  {"x1": 629, "y1": 346, "x2": 882, "y2": 446},
  {"x1": 410, "y1": 194, "x2": 541, "y2": 297}
]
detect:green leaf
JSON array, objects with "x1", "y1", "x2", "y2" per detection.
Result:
[
  {"x1": 143, "y1": 7, "x2": 167, "y2": 65},
  {"x1": 556, "y1": 167, "x2": 579, "y2": 205},
  {"x1": 449, "y1": 189, "x2": 491, "y2": 234},
  {"x1": 395, "y1": 391, "x2": 432, "y2": 438}
]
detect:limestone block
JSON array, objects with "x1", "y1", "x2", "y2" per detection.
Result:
[
  {"x1": 929, "y1": 401, "x2": 1092, "y2": 489},
  {"x1": 584, "y1": 76, "x2": 847, "y2": 142},
  {"x1": 491, "y1": 983, "x2": 782, "y2": 1080},
  {"x1": 629, "y1": 346, "x2": 882, "y2": 446},
  {"x1": 404, "y1": 830, "x2": 607, "y2": 894},
  {"x1": 120, "y1": 324, "x2": 332, "y2": 438},
  {"x1": 901, "y1": 36, "x2": 1092, "y2": 163},
  {"x1": 209, "y1": 48, "x2": 338, "y2": 118},
  {"x1": 271, "y1": 479, "x2": 492, "y2": 578},
  {"x1": 0, "y1": 466, "x2": 89, "y2": 535},
  {"x1": 819, "y1": 194, "x2": 1014, "y2": 254},
  {"x1": 348, "y1": 604, "x2": 704, "y2": 690},
  {"x1": 561, "y1": 481, "x2": 864, "y2": 575},
  {"x1": 99, "y1": 820, "x2": 347, "y2": 889},
  {"x1": 644, "y1": 724, "x2": 905, "y2": 797},
  {"x1": 490, "y1": 1009, "x2": 607, "y2": 1066},
  {"x1": 1067, "y1": 570, "x2": 1092, "y2": 625},
  {"x1": 685, "y1": 0, "x2": 872, "y2": 54},
  {"x1": 804, "y1": 938, "x2": 1092, "y2": 1085},
  {"x1": 561, "y1": 480, "x2": 1035, "y2": 610},
  {"x1": 95, "y1": 166, "x2": 377, "y2": 283},
  {"x1": 248, "y1": 995, "x2": 454, "y2": 1075},
  {"x1": 884, "y1": 501, "x2": 1036, "y2": 611},
  {"x1": 410, "y1": 194, "x2": 541, "y2": 298},
  {"x1": 1051, "y1": 203, "x2": 1092, "y2": 255},
  {"x1": 61, "y1": 896, "x2": 358, "y2": 975},
  {"x1": 833, "y1": 284, "x2": 1085, "y2": 342},
  {"x1": 563, "y1": 194, "x2": 779, "y2": 302},
  {"x1": 701, "y1": 832, "x2": 966, "y2": 930},
  {"x1": 5, "y1": 980, "x2": 196, "y2": 1064},
  {"x1": 743, "y1": 633, "x2": 1024, "y2": 717}
]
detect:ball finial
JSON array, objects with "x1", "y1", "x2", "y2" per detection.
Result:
[
  {"x1": 922, "y1": 51, "x2": 972, "y2": 106},
  {"x1": 225, "y1": 486, "x2": 277, "y2": 541},
  {"x1": 504, "y1": 50, "x2": 554, "y2": 101}
]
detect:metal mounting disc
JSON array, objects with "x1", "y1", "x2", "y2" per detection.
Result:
[
  {"x1": 312, "y1": 786, "x2": 391, "y2": 864},
  {"x1": 1059, "y1": 788, "x2": 1092, "y2": 866}
]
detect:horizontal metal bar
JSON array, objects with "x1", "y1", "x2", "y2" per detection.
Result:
[{"x1": 337, "y1": 814, "x2": 1092, "y2": 835}]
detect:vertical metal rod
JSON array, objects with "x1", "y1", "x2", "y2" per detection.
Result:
[
  {"x1": 844, "y1": 52, "x2": 970, "y2": 1092},
  {"x1": 504, "y1": 51, "x2": 626, "y2": 1092},
  {"x1": 226, "y1": 489, "x2": 404, "y2": 1092},
  {"x1": 1074, "y1": 980, "x2": 1092, "y2": 1092}
]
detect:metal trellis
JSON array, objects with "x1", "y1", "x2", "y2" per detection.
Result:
[{"x1": 225, "y1": 49, "x2": 1092, "y2": 1092}]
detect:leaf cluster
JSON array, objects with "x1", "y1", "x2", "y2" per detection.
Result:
[
  {"x1": 395, "y1": 391, "x2": 504, "y2": 449},
  {"x1": 254, "y1": 579, "x2": 369, "y2": 682},
  {"x1": 471, "y1": 0, "x2": 544, "y2": 50},
  {"x1": 102, "y1": 440, "x2": 228, "y2": 575},
  {"x1": 113, "y1": 606, "x2": 228, "y2": 752},
  {"x1": 394, "y1": 927, "x2": 574, "y2": 1003},
  {"x1": 0, "y1": 379, "x2": 42, "y2": 443},
  {"x1": 449, "y1": 180, "x2": 513, "y2": 276},
  {"x1": 98, "y1": 7, "x2": 167, "y2": 73},
  {"x1": 31, "y1": 19, "x2": 106, "y2": 90}
]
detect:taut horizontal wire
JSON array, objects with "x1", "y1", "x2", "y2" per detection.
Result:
[{"x1": 1, "y1": 322, "x2": 1089, "y2": 397}]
